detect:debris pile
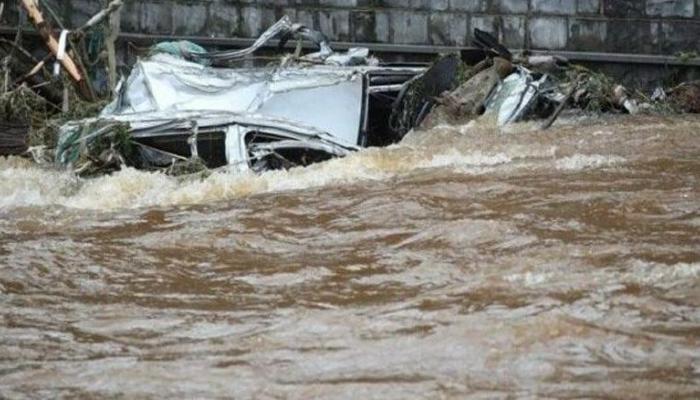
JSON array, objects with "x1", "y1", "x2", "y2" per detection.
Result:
[
  {"x1": 668, "y1": 81, "x2": 700, "y2": 113},
  {"x1": 422, "y1": 30, "x2": 678, "y2": 131},
  {"x1": 1, "y1": 7, "x2": 698, "y2": 177},
  {"x1": 0, "y1": 0, "x2": 119, "y2": 160}
]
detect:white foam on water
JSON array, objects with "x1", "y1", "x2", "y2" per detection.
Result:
[
  {"x1": 0, "y1": 141, "x2": 533, "y2": 210},
  {"x1": 0, "y1": 117, "x2": 633, "y2": 211},
  {"x1": 235, "y1": 267, "x2": 334, "y2": 287},
  {"x1": 626, "y1": 260, "x2": 700, "y2": 288},
  {"x1": 555, "y1": 154, "x2": 626, "y2": 171},
  {"x1": 504, "y1": 271, "x2": 554, "y2": 286},
  {"x1": 0, "y1": 158, "x2": 80, "y2": 208},
  {"x1": 420, "y1": 149, "x2": 512, "y2": 169},
  {"x1": 502, "y1": 259, "x2": 700, "y2": 293}
]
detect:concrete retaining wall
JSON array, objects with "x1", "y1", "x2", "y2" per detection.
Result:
[
  {"x1": 15, "y1": 0, "x2": 698, "y2": 55},
  {"x1": 4, "y1": 1, "x2": 700, "y2": 87}
]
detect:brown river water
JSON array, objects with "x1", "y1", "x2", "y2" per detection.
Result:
[{"x1": 0, "y1": 114, "x2": 699, "y2": 399}]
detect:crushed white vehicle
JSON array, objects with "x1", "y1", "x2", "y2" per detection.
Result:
[
  {"x1": 55, "y1": 18, "x2": 565, "y2": 175},
  {"x1": 56, "y1": 16, "x2": 458, "y2": 174}
]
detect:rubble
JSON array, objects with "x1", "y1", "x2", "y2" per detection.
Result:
[
  {"x1": 52, "y1": 16, "x2": 458, "y2": 175},
  {"x1": 0, "y1": 84, "x2": 53, "y2": 156},
  {"x1": 668, "y1": 81, "x2": 700, "y2": 113},
  {"x1": 422, "y1": 57, "x2": 512, "y2": 128},
  {"x1": 1, "y1": 7, "x2": 699, "y2": 178}
]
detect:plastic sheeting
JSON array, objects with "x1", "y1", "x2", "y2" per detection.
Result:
[{"x1": 151, "y1": 41, "x2": 209, "y2": 65}]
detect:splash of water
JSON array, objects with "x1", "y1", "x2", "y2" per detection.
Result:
[{"x1": 2, "y1": 115, "x2": 678, "y2": 211}]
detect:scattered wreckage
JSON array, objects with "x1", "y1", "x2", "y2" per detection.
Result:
[
  {"x1": 54, "y1": 18, "x2": 571, "y2": 175},
  {"x1": 3, "y1": 9, "x2": 697, "y2": 175},
  {"x1": 54, "y1": 16, "x2": 460, "y2": 175}
]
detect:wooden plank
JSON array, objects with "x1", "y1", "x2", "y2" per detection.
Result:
[{"x1": 18, "y1": 0, "x2": 92, "y2": 99}]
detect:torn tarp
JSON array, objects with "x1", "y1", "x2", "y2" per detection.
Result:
[{"x1": 151, "y1": 41, "x2": 209, "y2": 64}]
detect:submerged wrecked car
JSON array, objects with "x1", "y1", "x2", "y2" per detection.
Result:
[
  {"x1": 55, "y1": 17, "x2": 567, "y2": 175},
  {"x1": 55, "y1": 16, "x2": 459, "y2": 174}
]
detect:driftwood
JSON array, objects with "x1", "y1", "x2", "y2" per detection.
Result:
[
  {"x1": 19, "y1": 0, "x2": 93, "y2": 100},
  {"x1": 70, "y1": 0, "x2": 124, "y2": 97},
  {"x1": 104, "y1": 1, "x2": 122, "y2": 94},
  {"x1": 75, "y1": 0, "x2": 123, "y2": 35},
  {"x1": 420, "y1": 58, "x2": 512, "y2": 129},
  {"x1": 541, "y1": 85, "x2": 575, "y2": 130},
  {"x1": 0, "y1": 38, "x2": 36, "y2": 64},
  {"x1": 17, "y1": 0, "x2": 123, "y2": 102},
  {"x1": 14, "y1": 54, "x2": 50, "y2": 85}
]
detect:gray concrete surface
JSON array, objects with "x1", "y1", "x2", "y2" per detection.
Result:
[{"x1": 14, "y1": 0, "x2": 693, "y2": 55}]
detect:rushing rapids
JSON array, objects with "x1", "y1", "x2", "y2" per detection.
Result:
[{"x1": 1, "y1": 114, "x2": 699, "y2": 398}]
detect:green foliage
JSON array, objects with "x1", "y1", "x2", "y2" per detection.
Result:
[
  {"x1": 563, "y1": 65, "x2": 618, "y2": 113},
  {"x1": 455, "y1": 62, "x2": 473, "y2": 85},
  {"x1": 30, "y1": 82, "x2": 109, "y2": 149},
  {"x1": 0, "y1": 84, "x2": 52, "y2": 126},
  {"x1": 167, "y1": 157, "x2": 211, "y2": 178},
  {"x1": 676, "y1": 51, "x2": 700, "y2": 64},
  {"x1": 55, "y1": 119, "x2": 135, "y2": 176}
]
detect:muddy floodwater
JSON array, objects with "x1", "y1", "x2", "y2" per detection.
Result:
[{"x1": 0, "y1": 115, "x2": 699, "y2": 399}]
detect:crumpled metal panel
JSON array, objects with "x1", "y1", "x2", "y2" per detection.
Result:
[
  {"x1": 191, "y1": 16, "x2": 297, "y2": 62},
  {"x1": 58, "y1": 110, "x2": 359, "y2": 168},
  {"x1": 257, "y1": 78, "x2": 363, "y2": 145},
  {"x1": 105, "y1": 53, "x2": 365, "y2": 145},
  {"x1": 324, "y1": 48, "x2": 374, "y2": 66},
  {"x1": 486, "y1": 67, "x2": 550, "y2": 126},
  {"x1": 58, "y1": 14, "x2": 429, "y2": 171}
]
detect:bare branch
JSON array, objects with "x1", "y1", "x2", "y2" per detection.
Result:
[{"x1": 75, "y1": 0, "x2": 123, "y2": 34}]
